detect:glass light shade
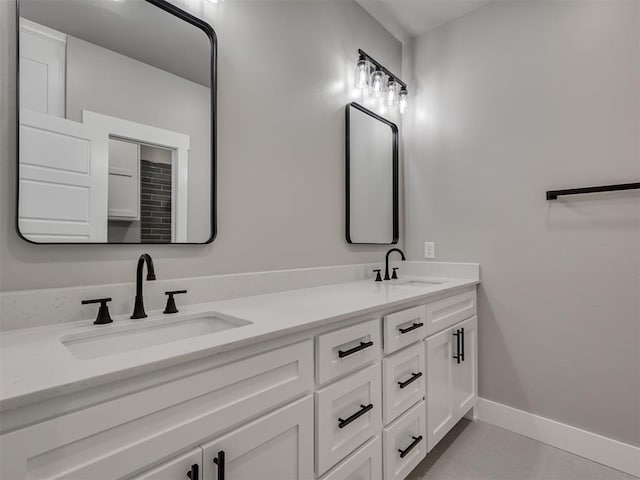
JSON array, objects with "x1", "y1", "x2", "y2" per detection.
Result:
[
  {"x1": 370, "y1": 70, "x2": 384, "y2": 98},
  {"x1": 378, "y1": 97, "x2": 387, "y2": 115},
  {"x1": 354, "y1": 58, "x2": 369, "y2": 89},
  {"x1": 398, "y1": 88, "x2": 408, "y2": 114},
  {"x1": 386, "y1": 79, "x2": 399, "y2": 106}
]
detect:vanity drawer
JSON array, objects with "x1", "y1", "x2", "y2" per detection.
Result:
[
  {"x1": 382, "y1": 401, "x2": 427, "y2": 480},
  {"x1": 382, "y1": 343, "x2": 425, "y2": 424},
  {"x1": 316, "y1": 363, "x2": 382, "y2": 475},
  {"x1": 383, "y1": 306, "x2": 426, "y2": 354},
  {"x1": 425, "y1": 289, "x2": 476, "y2": 336},
  {"x1": 319, "y1": 435, "x2": 382, "y2": 480},
  {"x1": 317, "y1": 318, "x2": 381, "y2": 385}
]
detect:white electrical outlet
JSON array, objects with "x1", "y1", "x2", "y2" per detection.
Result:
[{"x1": 424, "y1": 242, "x2": 435, "y2": 259}]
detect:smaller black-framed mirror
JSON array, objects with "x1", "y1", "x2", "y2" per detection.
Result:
[
  {"x1": 16, "y1": 0, "x2": 216, "y2": 244},
  {"x1": 345, "y1": 102, "x2": 399, "y2": 245}
]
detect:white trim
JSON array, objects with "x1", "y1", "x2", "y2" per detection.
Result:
[
  {"x1": 476, "y1": 398, "x2": 640, "y2": 478},
  {"x1": 82, "y1": 111, "x2": 190, "y2": 242},
  {"x1": 19, "y1": 18, "x2": 67, "y2": 44}
]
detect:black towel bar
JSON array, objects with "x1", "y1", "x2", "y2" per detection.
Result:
[{"x1": 546, "y1": 182, "x2": 640, "y2": 200}]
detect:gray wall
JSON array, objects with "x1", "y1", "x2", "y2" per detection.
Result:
[
  {"x1": 0, "y1": 0, "x2": 402, "y2": 291},
  {"x1": 406, "y1": 1, "x2": 639, "y2": 446},
  {"x1": 65, "y1": 35, "x2": 210, "y2": 243}
]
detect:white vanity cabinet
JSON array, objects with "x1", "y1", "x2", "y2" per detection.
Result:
[
  {"x1": 317, "y1": 287, "x2": 476, "y2": 480},
  {"x1": 0, "y1": 285, "x2": 478, "y2": 480}
]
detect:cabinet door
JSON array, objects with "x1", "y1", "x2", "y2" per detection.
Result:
[
  {"x1": 131, "y1": 448, "x2": 202, "y2": 480},
  {"x1": 201, "y1": 396, "x2": 313, "y2": 480},
  {"x1": 108, "y1": 138, "x2": 140, "y2": 219},
  {"x1": 454, "y1": 316, "x2": 478, "y2": 417},
  {"x1": 425, "y1": 327, "x2": 456, "y2": 451}
]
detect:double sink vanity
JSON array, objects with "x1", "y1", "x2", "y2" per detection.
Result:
[
  {"x1": 5, "y1": 0, "x2": 482, "y2": 477},
  {"x1": 0, "y1": 260, "x2": 479, "y2": 480}
]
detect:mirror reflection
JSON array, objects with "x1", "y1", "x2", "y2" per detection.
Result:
[
  {"x1": 17, "y1": 0, "x2": 214, "y2": 243},
  {"x1": 346, "y1": 103, "x2": 398, "y2": 245}
]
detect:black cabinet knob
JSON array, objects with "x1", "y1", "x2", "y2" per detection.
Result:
[
  {"x1": 164, "y1": 290, "x2": 187, "y2": 314},
  {"x1": 81, "y1": 297, "x2": 113, "y2": 325}
]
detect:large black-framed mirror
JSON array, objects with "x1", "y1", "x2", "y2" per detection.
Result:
[
  {"x1": 16, "y1": 0, "x2": 216, "y2": 244},
  {"x1": 346, "y1": 102, "x2": 399, "y2": 245}
]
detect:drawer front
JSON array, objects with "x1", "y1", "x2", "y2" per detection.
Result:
[
  {"x1": 382, "y1": 343, "x2": 425, "y2": 425},
  {"x1": 9, "y1": 341, "x2": 313, "y2": 480},
  {"x1": 316, "y1": 363, "x2": 382, "y2": 476},
  {"x1": 317, "y1": 318, "x2": 381, "y2": 385},
  {"x1": 383, "y1": 306, "x2": 426, "y2": 354},
  {"x1": 425, "y1": 289, "x2": 476, "y2": 336},
  {"x1": 382, "y1": 401, "x2": 427, "y2": 480},
  {"x1": 319, "y1": 435, "x2": 382, "y2": 480}
]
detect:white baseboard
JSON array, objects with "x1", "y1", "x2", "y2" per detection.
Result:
[{"x1": 476, "y1": 398, "x2": 640, "y2": 478}]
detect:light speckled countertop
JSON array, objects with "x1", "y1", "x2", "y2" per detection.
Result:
[{"x1": 0, "y1": 276, "x2": 478, "y2": 412}]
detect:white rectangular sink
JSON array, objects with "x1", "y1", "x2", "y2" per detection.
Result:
[
  {"x1": 62, "y1": 314, "x2": 252, "y2": 360},
  {"x1": 396, "y1": 279, "x2": 443, "y2": 288}
]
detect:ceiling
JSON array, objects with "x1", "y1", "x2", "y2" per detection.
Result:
[
  {"x1": 356, "y1": 0, "x2": 491, "y2": 40},
  {"x1": 20, "y1": 0, "x2": 212, "y2": 87}
]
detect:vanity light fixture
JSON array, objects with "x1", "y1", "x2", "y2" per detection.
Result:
[
  {"x1": 386, "y1": 79, "x2": 399, "y2": 106},
  {"x1": 398, "y1": 88, "x2": 408, "y2": 114},
  {"x1": 370, "y1": 69, "x2": 385, "y2": 97},
  {"x1": 354, "y1": 57, "x2": 369, "y2": 89},
  {"x1": 354, "y1": 49, "x2": 409, "y2": 115}
]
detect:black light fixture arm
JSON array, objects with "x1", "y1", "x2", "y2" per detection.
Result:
[{"x1": 358, "y1": 49, "x2": 407, "y2": 90}]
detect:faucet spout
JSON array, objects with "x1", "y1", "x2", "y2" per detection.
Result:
[
  {"x1": 384, "y1": 248, "x2": 406, "y2": 281},
  {"x1": 131, "y1": 254, "x2": 156, "y2": 319}
]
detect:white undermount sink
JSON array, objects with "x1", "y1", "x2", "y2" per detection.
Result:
[
  {"x1": 61, "y1": 313, "x2": 252, "y2": 360},
  {"x1": 395, "y1": 279, "x2": 443, "y2": 288}
]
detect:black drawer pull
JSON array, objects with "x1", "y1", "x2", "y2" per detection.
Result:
[
  {"x1": 453, "y1": 329, "x2": 461, "y2": 364},
  {"x1": 186, "y1": 464, "x2": 199, "y2": 480},
  {"x1": 398, "y1": 322, "x2": 424, "y2": 334},
  {"x1": 213, "y1": 451, "x2": 225, "y2": 480},
  {"x1": 460, "y1": 327, "x2": 465, "y2": 362},
  {"x1": 338, "y1": 403, "x2": 373, "y2": 428},
  {"x1": 398, "y1": 435, "x2": 423, "y2": 458},
  {"x1": 398, "y1": 372, "x2": 423, "y2": 389},
  {"x1": 338, "y1": 341, "x2": 373, "y2": 358}
]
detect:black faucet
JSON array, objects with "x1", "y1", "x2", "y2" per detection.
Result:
[
  {"x1": 131, "y1": 253, "x2": 156, "y2": 319},
  {"x1": 384, "y1": 248, "x2": 406, "y2": 280}
]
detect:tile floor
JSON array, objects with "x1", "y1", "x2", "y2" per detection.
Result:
[{"x1": 407, "y1": 420, "x2": 638, "y2": 480}]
